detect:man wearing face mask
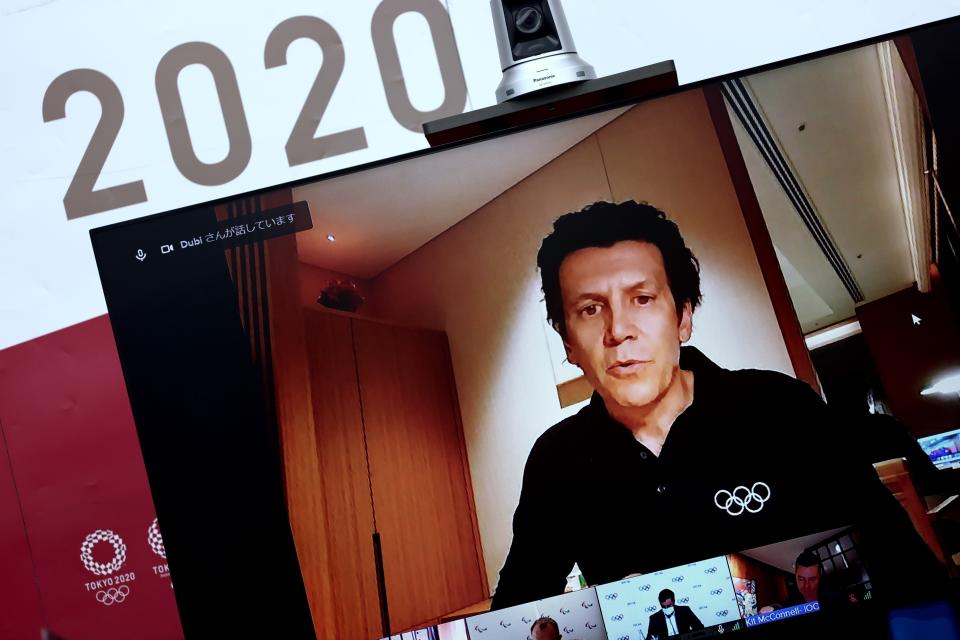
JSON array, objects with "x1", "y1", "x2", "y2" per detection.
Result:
[
  {"x1": 489, "y1": 201, "x2": 947, "y2": 611},
  {"x1": 646, "y1": 589, "x2": 703, "y2": 639}
]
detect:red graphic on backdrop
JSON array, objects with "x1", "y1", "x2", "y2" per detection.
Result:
[
  {"x1": 148, "y1": 519, "x2": 166, "y2": 559},
  {"x1": 147, "y1": 518, "x2": 173, "y2": 587},
  {"x1": 80, "y1": 529, "x2": 127, "y2": 575},
  {"x1": 0, "y1": 315, "x2": 183, "y2": 638},
  {"x1": 79, "y1": 528, "x2": 138, "y2": 607}
]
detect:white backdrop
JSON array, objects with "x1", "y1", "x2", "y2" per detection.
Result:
[
  {"x1": 466, "y1": 587, "x2": 607, "y2": 640},
  {"x1": 596, "y1": 557, "x2": 741, "y2": 640},
  {"x1": 2, "y1": 0, "x2": 959, "y2": 350},
  {"x1": 383, "y1": 620, "x2": 470, "y2": 640}
]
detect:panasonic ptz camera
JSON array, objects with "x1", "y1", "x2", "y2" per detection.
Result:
[{"x1": 491, "y1": 0, "x2": 596, "y2": 102}]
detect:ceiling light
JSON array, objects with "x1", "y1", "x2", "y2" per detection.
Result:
[
  {"x1": 921, "y1": 372, "x2": 960, "y2": 397},
  {"x1": 326, "y1": 234, "x2": 336, "y2": 242},
  {"x1": 804, "y1": 319, "x2": 861, "y2": 350}
]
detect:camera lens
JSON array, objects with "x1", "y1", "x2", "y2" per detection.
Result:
[{"x1": 514, "y1": 6, "x2": 543, "y2": 34}]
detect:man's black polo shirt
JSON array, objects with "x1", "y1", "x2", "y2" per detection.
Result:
[{"x1": 490, "y1": 347, "x2": 946, "y2": 610}]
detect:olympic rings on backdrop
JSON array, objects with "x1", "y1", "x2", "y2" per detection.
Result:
[{"x1": 95, "y1": 585, "x2": 130, "y2": 606}]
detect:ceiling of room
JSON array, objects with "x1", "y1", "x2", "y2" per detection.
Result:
[
  {"x1": 294, "y1": 42, "x2": 921, "y2": 336},
  {"x1": 729, "y1": 44, "x2": 920, "y2": 334},
  {"x1": 293, "y1": 108, "x2": 626, "y2": 278}
]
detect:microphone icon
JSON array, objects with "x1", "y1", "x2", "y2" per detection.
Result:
[{"x1": 135, "y1": 249, "x2": 147, "y2": 262}]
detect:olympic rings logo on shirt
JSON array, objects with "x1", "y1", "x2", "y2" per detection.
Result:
[
  {"x1": 95, "y1": 585, "x2": 130, "y2": 606},
  {"x1": 713, "y1": 482, "x2": 772, "y2": 516}
]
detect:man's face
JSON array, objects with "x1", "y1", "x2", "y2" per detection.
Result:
[
  {"x1": 795, "y1": 565, "x2": 821, "y2": 602},
  {"x1": 559, "y1": 240, "x2": 693, "y2": 410},
  {"x1": 660, "y1": 597, "x2": 675, "y2": 609},
  {"x1": 531, "y1": 622, "x2": 561, "y2": 640}
]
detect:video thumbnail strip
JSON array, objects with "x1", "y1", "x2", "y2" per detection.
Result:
[{"x1": 382, "y1": 526, "x2": 865, "y2": 640}]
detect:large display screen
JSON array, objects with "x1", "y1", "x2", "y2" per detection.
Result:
[{"x1": 89, "y1": 30, "x2": 960, "y2": 640}]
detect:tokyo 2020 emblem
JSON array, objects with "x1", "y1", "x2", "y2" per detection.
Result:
[
  {"x1": 80, "y1": 529, "x2": 126, "y2": 576},
  {"x1": 147, "y1": 518, "x2": 166, "y2": 559}
]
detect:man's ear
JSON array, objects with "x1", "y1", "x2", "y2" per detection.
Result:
[
  {"x1": 563, "y1": 338, "x2": 579, "y2": 368},
  {"x1": 553, "y1": 320, "x2": 578, "y2": 367},
  {"x1": 678, "y1": 301, "x2": 693, "y2": 343}
]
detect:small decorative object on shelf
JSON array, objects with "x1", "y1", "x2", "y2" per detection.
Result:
[{"x1": 318, "y1": 279, "x2": 364, "y2": 312}]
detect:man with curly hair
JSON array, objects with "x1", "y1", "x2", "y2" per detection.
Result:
[{"x1": 490, "y1": 200, "x2": 945, "y2": 611}]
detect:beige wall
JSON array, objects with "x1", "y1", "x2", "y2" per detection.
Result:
[
  {"x1": 368, "y1": 89, "x2": 794, "y2": 592},
  {"x1": 596, "y1": 91, "x2": 793, "y2": 370}
]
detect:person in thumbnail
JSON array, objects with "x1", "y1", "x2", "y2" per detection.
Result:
[
  {"x1": 490, "y1": 200, "x2": 947, "y2": 610},
  {"x1": 530, "y1": 616, "x2": 561, "y2": 640},
  {"x1": 646, "y1": 588, "x2": 703, "y2": 639},
  {"x1": 759, "y1": 551, "x2": 823, "y2": 613},
  {"x1": 793, "y1": 551, "x2": 822, "y2": 603}
]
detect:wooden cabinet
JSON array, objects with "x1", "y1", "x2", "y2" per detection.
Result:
[
  {"x1": 303, "y1": 309, "x2": 487, "y2": 637},
  {"x1": 303, "y1": 311, "x2": 382, "y2": 639}
]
